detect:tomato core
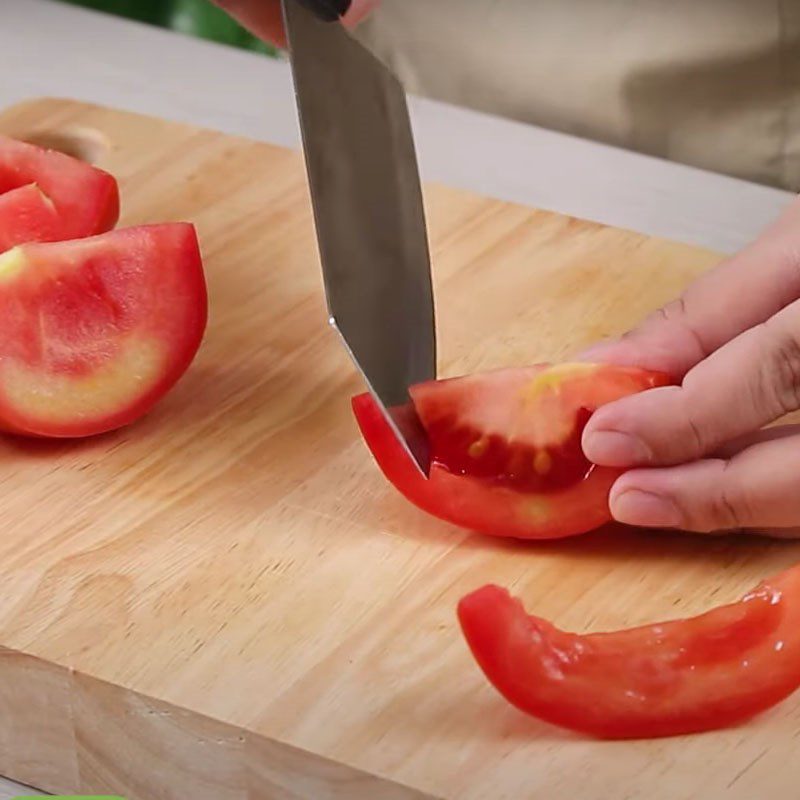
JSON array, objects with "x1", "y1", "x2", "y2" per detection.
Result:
[{"x1": 427, "y1": 405, "x2": 595, "y2": 492}]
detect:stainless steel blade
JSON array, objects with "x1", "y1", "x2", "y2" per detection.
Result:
[{"x1": 281, "y1": 0, "x2": 436, "y2": 476}]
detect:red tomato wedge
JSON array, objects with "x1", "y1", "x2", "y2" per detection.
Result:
[
  {"x1": 0, "y1": 183, "x2": 61, "y2": 253},
  {"x1": 458, "y1": 572, "x2": 800, "y2": 739},
  {"x1": 0, "y1": 223, "x2": 207, "y2": 438},
  {"x1": 0, "y1": 134, "x2": 119, "y2": 252},
  {"x1": 352, "y1": 363, "x2": 670, "y2": 539}
]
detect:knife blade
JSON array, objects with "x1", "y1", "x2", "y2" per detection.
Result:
[{"x1": 281, "y1": 0, "x2": 437, "y2": 477}]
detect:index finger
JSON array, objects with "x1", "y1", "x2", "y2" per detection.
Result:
[
  {"x1": 578, "y1": 195, "x2": 800, "y2": 378},
  {"x1": 211, "y1": 0, "x2": 285, "y2": 46},
  {"x1": 583, "y1": 291, "x2": 800, "y2": 468},
  {"x1": 212, "y1": 0, "x2": 378, "y2": 48}
]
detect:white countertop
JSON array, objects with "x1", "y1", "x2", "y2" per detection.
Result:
[
  {"x1": 3, "y1": 0, "x2": 796, "y2": 257},
  {"x1": 0, "y1": 777, "x2": 42, "y2": 799},
  {"x1": 0, "y1": 2, "x2": 795, "y2": 798}
]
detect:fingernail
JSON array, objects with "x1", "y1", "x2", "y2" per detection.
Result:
[
  {"x1": 610, "y1": 489, "x2": 682, "y2": 528},
  {"x1": 583, "y1": 430, "x2": 650, "y2": 466},
  {"x1": 345, "y1": 0, "x2": 379, "y2": 25}
]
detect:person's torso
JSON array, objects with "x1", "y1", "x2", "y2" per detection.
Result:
[{"x1": 357, "y1": 0, "x2": 800, "y2": 191}]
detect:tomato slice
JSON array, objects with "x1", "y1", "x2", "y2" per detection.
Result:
[
  {"x1": 411, "y1": 363, "x2": 668, "y2": 493},
  {"x1": 0, "y1": 223, "x2": 207, "y2": 438},
  {"x1": 458, "y1": 571, "x2": 800, "y2": 739},
  {"x1": 0, "y1": 135, "x2": 120, "y2": 252},
  {"x1": 352, "y1": 363, "x2": 670, "y2": 540},
  {"x1": 0, "y1": 183, "x2": 63, "y2": 254}
]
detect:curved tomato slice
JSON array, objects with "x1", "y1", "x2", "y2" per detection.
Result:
[
  {"x1": 0, "y1": 135, "x2": 120, "y2": 252},
  {"x1": 352, "y1": 363, "x2": 670, "y2": 540},
  {"x1": 0, "y1": 223, "x2": 207, "y2": 438},
  {"x1": 411, "y1": 363, "x2": 668, "y2": 493},
  {"x1": 458, "y1": 571, "x2": 800, "y2": 739}
]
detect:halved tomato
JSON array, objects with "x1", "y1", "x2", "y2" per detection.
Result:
[
  {"x1": 458, "y1": 571, "x2": 800, "y2": 739},
  {"x1": 0, "y1": 134, "x2": 120, "y2": 252},
  {"x1": 0, "y1": 223, "x2": 207, "y2": 438},
  {"x1": 352, "y1": 363, "x2": 670, "y2": 539}
]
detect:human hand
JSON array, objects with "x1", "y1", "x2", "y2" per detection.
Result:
[
  {"x1": 211, "y1": 0, "x2": 378, "y2": 48},
  {"x1": 579, "y1": 195, "x2": 800, "y2": 536}
]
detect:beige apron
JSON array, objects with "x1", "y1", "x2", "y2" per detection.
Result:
[{"x1": 356, "y1": 0, "x2": 800, "y2": 192}]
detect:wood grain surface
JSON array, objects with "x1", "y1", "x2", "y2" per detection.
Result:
[{"x1": 1, "y1": 98, "x2": 798, "y2": 800}]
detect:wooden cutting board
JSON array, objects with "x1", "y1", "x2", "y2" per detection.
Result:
[{"x1": 1, "y1": 97, "x2": 799, "y2": 800}]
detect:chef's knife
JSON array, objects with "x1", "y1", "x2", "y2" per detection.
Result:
[{"x1": 281, "y1": 0, "x2": 437, "y2": 477}]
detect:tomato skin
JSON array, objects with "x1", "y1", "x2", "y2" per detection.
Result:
[
  {"x1": 354, "y1": 392, "x2": 618, "y2": 538},
  {"x1": 0, "y1": 135, "x2": 120, "y2": 252},
  {"x1": 458, "y1": 571, "x2": 800, "y2": 739},
  {"x1": 0, "y1": 223, "x2": 207, "y2": 438},
  {"x1": 352, "y1": 363, "x2": 671, "y2": 540}
]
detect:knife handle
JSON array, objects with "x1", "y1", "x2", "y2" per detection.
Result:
[{"x1": 295, "y1": 0, "x2": 352, "y2": 22}]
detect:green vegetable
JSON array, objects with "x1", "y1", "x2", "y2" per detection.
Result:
[
  {"x1": 167, "y1": 0, "x2": 278, "y2": 56},
  {"x1": 57, "y1": 0, "x2": 278, "y2": 56},
  {"x1": 59, "y1": 0, "x2": 167, "y2": 25}
]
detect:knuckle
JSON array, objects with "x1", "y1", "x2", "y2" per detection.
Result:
[
  {"x1": 759, "y1": 320, "x2": 800, "y2": 416},
  {"x1": 683, "y1": 410, "x2": 707, "y2": 459},
  {"x1": 691, "y1": 461, "x2": 754, "y2": 533},
  {"x1": 714, "y1": 487, "x2": 749, "y2": 531},
  {"x1": 621, "y1": 295, "x2": 707, "y2": 362},
  {"x1": 659, "y1": 383, "x2": 709, "y2": 460},
  {"x1": 655, "y1": 296, "x2": 689, "y2": 324},
  {"x1": 636, "y1": 384, "x2": 708, "y2": 463},
  {"x1": 652, "y1": 296, "x2": 708, "y2": 362}
]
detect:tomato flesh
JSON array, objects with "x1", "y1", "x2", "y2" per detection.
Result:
[
  {"x1": 421, "y1": 399, "x2": 595, "y2": 493},
  {"x1": 0, "y1": 134, "x2": 119, "y2": 252},
  {"x1": 0, "y1": 183, "x2": 62, "y2": 253},
  {"x1": 411, "y1": 363, "x2": 668, "y2": 493},
  {"x1": 353, "y1": 363, "x2": 671, "y2": 539},
  {"x1": 458, "y1": 570, "x2": 800, "y2": 739},
  {"x1": 0, "y1": 223, "x2": 207, "y2": 437}
]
